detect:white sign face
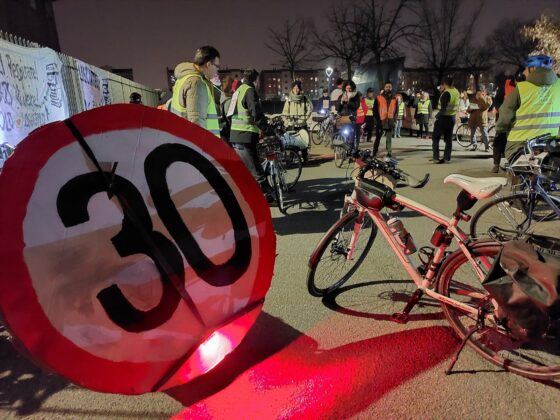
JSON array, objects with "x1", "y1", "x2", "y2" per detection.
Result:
[
  {"x1": 0, "y1": 43, "x2": 69, "y2": 146},
  {"x1": 77, "y1": 60, "x2": 112, "y2": 110}
]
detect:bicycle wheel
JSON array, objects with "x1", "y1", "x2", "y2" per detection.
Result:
[
  {"x1": 455, "y1": 123, "x2": 471, "y2": 148},
  {"x1": 270, "y1": 167, "x2": 286, "y2": 214},
  {"x1": 470, "y1": 192, "x2": 560, "y2": 240},
  {"x1": 307, "y1": 210, "x2": 377, "y2": 296},
  {"x1": 278, "y1": 148, "x2": 302, "y2": 190},
  {"x1": 311, "y1": 123, "x2": 323, "y2": 145},
  {"x1": 437, "y1": 241, "x2": 560, "y2": 380},
  {"x1": 324, "y1": 123, "x2": 334, "y2": 146}
]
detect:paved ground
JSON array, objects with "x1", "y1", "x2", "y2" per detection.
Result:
[{"x1": 1, "y1": 136, "x2": 559, "y2": 419}]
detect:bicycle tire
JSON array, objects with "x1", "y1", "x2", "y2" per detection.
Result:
[
  {"x1": 455, "y1": 123, "x2": 471, "y2": 148},
  {"x1": 307, "y1": 210, "x2": 377, "y2": 297},
  {"x1": 311, "y1": 123, "x2": 324, "y2": 145},
  {"x1": 437, "y1": 241, "x2": 560, "y2": 380},
  {"x1": 279, "y1": 148, "x2": 303, "y2": 190},
  {"x1": 470, "y1": 192, "x2": 560, "y2": 240},
  {"x1": 270, "y1": 167, "x2": 286, "y2": 214}
]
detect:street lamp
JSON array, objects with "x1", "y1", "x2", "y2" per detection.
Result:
[{"x1": 326, "y1": 66, "x2": 333, "y2": 91}]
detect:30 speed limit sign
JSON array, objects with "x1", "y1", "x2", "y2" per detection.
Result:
[{"x1": 0, "y1": 105, "x2": 275, "y2": 394}]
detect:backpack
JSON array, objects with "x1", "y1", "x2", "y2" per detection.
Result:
[{"x1": 483, "y1": 240, "x2": 560, "y2": 341}]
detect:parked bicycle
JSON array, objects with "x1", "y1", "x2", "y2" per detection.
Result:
[
  {"x1": 470, "y1": 135, "x2": 560, "y2": 245},
  {"x1": 311, "y1": 110, "x2": 336, "y2": 146},
  {"x1": 455, "y1": 122, "x2": 496, "y2": 151},
  {"x1": 332, "y1": 124, "x2": 357, "y2": 168},
  {"x1": 259, "y1": 118, "x2": 303, "y2": 214},
  {"x1": 307, "y1": 150, "x2": 560, "y2": 379}
]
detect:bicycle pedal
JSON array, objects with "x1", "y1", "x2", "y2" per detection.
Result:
[{"x1": 391, "y1": 312, "x2": 409, "y2": 324}]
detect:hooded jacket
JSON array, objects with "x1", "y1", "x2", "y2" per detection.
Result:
[
  {"x1": 172, "y1": 62, "x2": 215, "y2": 128},
  {"x1": 496, "y1": 68, "x2": 559, "y2": 135}
]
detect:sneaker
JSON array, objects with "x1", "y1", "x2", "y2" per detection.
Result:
[{"x1": 491, "y1": 164, "x2": 499, "y2": 173}]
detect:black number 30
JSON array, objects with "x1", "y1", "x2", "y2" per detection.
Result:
[{"x1": 57, "y1": 143, "x2": 251, "y2": 332}]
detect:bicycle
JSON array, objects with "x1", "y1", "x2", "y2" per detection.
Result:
[
  {"x1": 332, "y1": 123, "x2": 356, "y2": 168},
  {"x1": 311, "y1": 111, "x2": 336, "y2": 146},
  {"x1": 470, "y1": 136, "x2": 560, "y2": 245},
  {"x1": 307, "y1": 150, "x2": 560, "y2": 379},
  {"x1": 455, "y1": 122, "x2": 495, "y2": 151},
  {"x1": 258, "y1": 136, "x2": 301, "y2": 215}
]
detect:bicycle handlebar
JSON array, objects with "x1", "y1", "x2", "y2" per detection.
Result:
[{"x1": 354, "y1": 149, "x2": 430, "y2": 189}]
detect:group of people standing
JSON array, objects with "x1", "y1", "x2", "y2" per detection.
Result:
[
  {"x1": 161, "y1": 45, "x2": 560, "y2": 186},
  {"x1": 328, "y1": 78, "x2": 405, "y2": 158}
]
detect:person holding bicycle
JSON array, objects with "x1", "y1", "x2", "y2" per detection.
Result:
[
  {"x1": 467, "y1": 85, "x2": 493, "y2": 152},
  {"x1": 492, "y1": 54, "x2": 560, "y2": 173},
  {"x1": 282, "y1": 80, "x2": 313, "y2": 160},
  {"x1": 229, "y1": 68, "x2": 271, "y2": 199},
  {"x1": 336, "y1": 80, "x2": 363, "y2": 150}
]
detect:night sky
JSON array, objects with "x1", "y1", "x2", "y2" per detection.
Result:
[{"x1": 52, "y1": 0, "x2": 560, "y2": 89}]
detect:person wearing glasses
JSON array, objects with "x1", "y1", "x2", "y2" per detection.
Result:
[{"x1": 170, "y1": 45, "x2": 221, "y2": 136}]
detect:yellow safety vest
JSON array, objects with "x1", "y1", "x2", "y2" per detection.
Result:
[
  {"x1": 364, "y1": 97, "x2": 374, "y2": 116},
  {"x1": 417, "y1": 99, "x2": 430, "y2": 115},
  {"x1": 231, "y1": 84, "x2": 260, "y2": 134},
  {"x1": 171, "y1": 72, "x2": 220, "y2": 136},
  {"x1": 397, "y1": 102, "x2": 405, "y2": 118},
  {"x1": 439, "y1": 87, "x2": 459, "y2": 116},
  {"x1": 508, "y1": 80, "x2": 560, "y2": 142}
]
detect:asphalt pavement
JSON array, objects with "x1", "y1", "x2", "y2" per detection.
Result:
[{"x1": 1, "y1": 135, "x2": 559, "y2": 419}]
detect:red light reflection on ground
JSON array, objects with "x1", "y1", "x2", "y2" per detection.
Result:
[{"x1": 171, "y1": 322, "x2": 457, "y2": 419}]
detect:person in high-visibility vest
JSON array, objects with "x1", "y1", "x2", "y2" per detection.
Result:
[
  {"x1": 493, "y1": 55, "x2": 560, "y2": 173},
  {"x1": 393, "y1": 94, "x2": 406, "y2": 138},
  {"x1": 416, "y1": 92, "x2": 432, "y2": 138},
  {"x1": 229, "y1": 68, "x2": 270, "y2": 198},
  {"x1": 363, "y1": 88, "x2": 375, "y2": 142},
  {"x1": 373, "y1": 81, "x2": 397, "y2": 157},
  {"x1": 170, "y1": 46, "x2": 221, "y2": 136},
  {"x1": 432, "y1": 76, "x2": 459, "y2": 163}
]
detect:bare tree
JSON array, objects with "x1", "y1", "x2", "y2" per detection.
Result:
[
  {"x1": 462, "y1": 44, "x2": 492, "y2": 88},
  {"x1": 266, "y1": 19, "x2": 311, "y2": 80},
  {"x1": 413, "y1": 0, "x2": 483, "y2": 91},
  {"x1": 489, "y1": 19, "x2": 537, "y2": 69},
  {"x1": 359, "y1": 0, "x2": 418, "y2": 84},
  {"x1": 312, "y1": 5, "x2": 369, "y2": 78}
]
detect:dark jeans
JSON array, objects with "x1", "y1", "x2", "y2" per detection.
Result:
[
  {"x1": 231, "y1": 142, "x2": 269, "y2": 192},
  {"x1": 432, "y1": 116, "x2": 455, "y2": 161},
  {"x1": 373, "y1": 124, "x2": 393, "y2": 156},
  {"x1": 418, "y1": 123, "x2": 429, "y2": 137},
  {"x1": 493, "y1": 134, "x2": 507, "y2": 165},
  {"x1": 364, "y1": 116, "x2": 375, "y2": 141}
]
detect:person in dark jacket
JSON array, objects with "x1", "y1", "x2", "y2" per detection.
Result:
[
  {"x1": 229, "y1": 68, "x2": 270, "y2": 195},
  {"x1": 219, "y1": 75, "x2": 235, "y2": 142},
  {"x1": 432, "y1": 76, "x2": 459, "y2": 163},
  {"x1": 336, "y1": 80, "x2": 362, "y2": 149}
]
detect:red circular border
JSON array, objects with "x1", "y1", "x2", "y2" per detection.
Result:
[{"x1": 0, "y1": 104, "x2": 275, "y2": 394}]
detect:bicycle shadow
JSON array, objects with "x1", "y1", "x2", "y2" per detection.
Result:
[
  {"x1": 272, "y1": 177, "x2": 351, "y2": 235},
  {"x1": 321, "y1": 279, "x2": 444, "y2": 322}
]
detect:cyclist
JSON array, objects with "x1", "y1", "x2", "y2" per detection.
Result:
[
  {"x1": 336, "y1": 80, "x2": 363, "y2": 150},
  {"x1": 282, "y1": 80, "x2": 313, "y2": 160},
  {"x1": 492, "y1": 54, "x2": 560, "y2": 173}
]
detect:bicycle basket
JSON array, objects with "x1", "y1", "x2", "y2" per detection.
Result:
[{"x1": 257, "y1": 137, "x2": 283, "y2": 160}]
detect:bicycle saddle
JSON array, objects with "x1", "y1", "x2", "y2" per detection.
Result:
[{"x1": 444, "y1": 174, "x2": 507, "y2": 199}]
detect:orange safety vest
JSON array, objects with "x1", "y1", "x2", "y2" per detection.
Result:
[
  {"x1": 376, "y1": 95, "x2": 397, "y2": 120},
  {"x1": 356, "y1": 98, "x2": 368, "y2": 124}
]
